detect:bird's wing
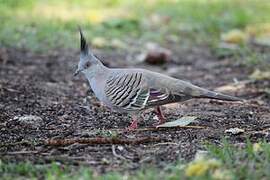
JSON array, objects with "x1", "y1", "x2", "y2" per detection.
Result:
[
  {"x1": 146, "y1": 87, "x2": 192, "y2": 107},
  {"x1": 104, "y1": 71, "x2": 192, "y2": 111},
  {"x1": 104, "y1": 69, "x2": 241, "y2": 111},
  {"x1": 104, "y1": 72, "x2": 150, "y2": 111}
]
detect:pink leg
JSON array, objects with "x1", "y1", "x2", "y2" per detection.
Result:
[
  {"x1": 126, "y1": 115, "x2": 138, "y2": 131},
  {"x1": 154, "y1": 106, "x2": 166, "y2": 126}
]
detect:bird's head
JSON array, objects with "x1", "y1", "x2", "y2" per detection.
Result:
[{"x1": 74, "y1": 27, "x2": 101, "y2": 76}]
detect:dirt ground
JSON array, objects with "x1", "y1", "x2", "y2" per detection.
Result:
[{"x1": 0, "y1": 44, "x2": 269, "y2": 173}]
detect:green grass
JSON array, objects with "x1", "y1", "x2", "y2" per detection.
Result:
[
  {"x1": 207, "y1": 140, "x2": 270, "y2": 180},
  {"x1": 1, "y1": 140, "x2": 270, "y2": 180},
  {"x1": 0, "y1": 0, "x2": 269, "y2": 52}
]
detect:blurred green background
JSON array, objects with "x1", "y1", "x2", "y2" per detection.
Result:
[{"x1": 0, "y1": 0, "x2": 269, "y2": 52}]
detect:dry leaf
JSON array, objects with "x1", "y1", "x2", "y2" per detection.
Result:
[
  {"x1": 245, "y1": 23, "x2": 270, "y2": 47},
  {"x1": 185, "y1": 157, "x2": 221, "y2": 177},
  {"x1": 157, "y1": 116, "x2": 197, "y2": 128},
  {"x1": 250, "y1": 69, "x2": 270, "y2": 80},
  {"x1": 212, "y1": 169, "x2": 233, "y2": 180},
  {"x1": 246, "y1": 23, "x2": 270, "y2": 37},
  {"x1": 221, "y1": 29, "x2": 247, "y2": 44},
  {"x1": 253, "y1": 143, "x2": 262, "y2": 153}
]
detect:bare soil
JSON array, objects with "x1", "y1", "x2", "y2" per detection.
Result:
[{"x1": 0, "y1": 45, "x2": 269, "y2": 173}]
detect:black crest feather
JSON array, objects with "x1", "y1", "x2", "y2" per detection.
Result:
[{"x1": 78, "y1": 26, "x2": 88, "y2": 54}]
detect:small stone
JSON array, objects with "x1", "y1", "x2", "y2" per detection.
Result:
[
  {"x1": 16, "y1": 115, "x2": 43, "y2": 129},
  {"x1": 144, "y1": 50, "x2": 171, "y2": 64},
  {"x1": 225, "y1": 127, "x2": 244, "y2": 135},
  {"x1": 194, "y1": 150, "x2": 208, "y2": 160},
  {"x1": 101, "y1": 158, "x2": 110, "y2": 164},
  {"x1": 140, "y1": 42, "x2": 172, "y2": 65},
  {"x1": 117, "y1": 146, "x2": 124, "y2": 151}
]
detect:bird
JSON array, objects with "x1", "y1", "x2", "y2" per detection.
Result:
[{"x1": 74, "y1": 28, "x2": 242, "y2": 131}]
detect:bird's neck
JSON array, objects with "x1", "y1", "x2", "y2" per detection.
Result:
[{"x1": 84, "y1": 63, "x2": 109, "y2": 81}]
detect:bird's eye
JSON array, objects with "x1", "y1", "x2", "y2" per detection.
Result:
[{"x1": 85, "y1": 62, "x2": 91, "y2": 68}]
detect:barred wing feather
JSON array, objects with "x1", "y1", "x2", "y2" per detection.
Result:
[
  {"x1": 105, "y1": 72, "x2": 191, "y2": 111},
  {"x1": 105, "y1": 72, "x2": 149, "y2": 111}
]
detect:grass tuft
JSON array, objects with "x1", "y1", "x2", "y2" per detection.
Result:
[{"x1": 1, "y1": 140, "x2": 270, "y2": 179}]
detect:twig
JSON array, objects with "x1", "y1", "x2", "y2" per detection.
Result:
[
  {"x1": 244, "y1": 102, "x2": 270, "y2": 111},
  {"x1": 0, "y1": 140, "x2": 36, "y2": 147},
  {"x1": 2, "y1": 87, "x2": 20, "y2": 93},
  {"x1": 42, "y1": 155, "x2": 85, "y2": 165},
  {"x1": 156, "y1": 125, "x2": 205, "y2": 129},
  {"x1": 2, "y1": 151, "x2": 39, "y2": 155},
  {"x1": 45, "y1": 137, "x2": 163, "y2": 146},
  {"x1": 111, "y1": 126, "x2": 205, "y2": 133},
  {"x1": 118, "y1": 125, "x2": 206, "y2": 132},
  {"x1": 153, "y1": 142, "x2": 179, "y2": 147}
]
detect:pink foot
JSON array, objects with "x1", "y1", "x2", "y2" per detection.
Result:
[
  {"x1": 126, "y1": 116, "x2": 138, "y2": 131},
  {"x1": 153, "y1": 106, "x2": 166, "y2": 126}
]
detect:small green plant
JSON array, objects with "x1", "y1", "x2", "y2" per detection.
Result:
[{"x1": 1, "y1": 140, "x2": 270, "y2": 179}]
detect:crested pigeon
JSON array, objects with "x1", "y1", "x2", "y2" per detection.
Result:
[{"x1": 74, "y1": 28, "x2": 242, "y2": 130}]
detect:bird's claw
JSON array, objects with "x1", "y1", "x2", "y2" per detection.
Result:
[{"x1": 125, "y1": 119, "x2": 138, "y2": 132}]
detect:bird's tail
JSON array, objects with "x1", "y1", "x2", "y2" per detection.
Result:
[{"x1": 199, "y1": 89, "x2": 243, "y2": 101}]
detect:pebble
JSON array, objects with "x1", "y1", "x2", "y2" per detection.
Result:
[
  {"x1": 225, "y1": 127, "x2": 244, "y2": 135},
  {"x1": 15, "y1": 115, "x2": 43, "y2": 129}
]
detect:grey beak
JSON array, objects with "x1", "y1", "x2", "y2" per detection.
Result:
[{"x1": 73, "y1": 69, "x2": 81, "y2": 76}]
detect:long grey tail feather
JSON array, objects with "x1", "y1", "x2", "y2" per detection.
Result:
[{"x1": 200, "y1": 90, "x2": 243, "y2": 101}]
